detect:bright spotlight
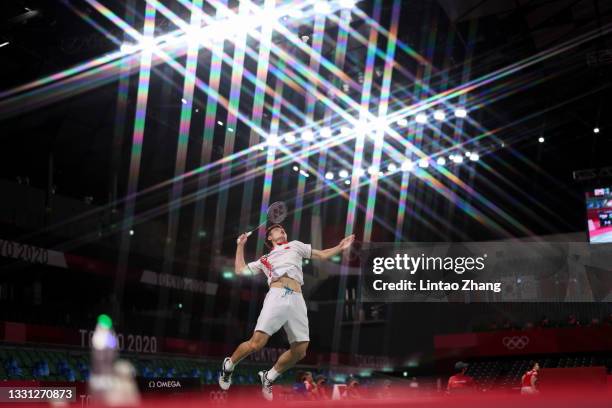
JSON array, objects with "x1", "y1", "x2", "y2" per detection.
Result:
[
  {"x1": 302, "y1": 130, "x2": 315, "y2": 141},
  {"x1": 454, "y1": 156, "x2": 464, "y2": 164},
  {"x1": 321, "y1": 127, "x2": 333, "y2": 138},
  {"x1": 470, "y1": 153, "x2": 480, "y2": 161},
  {"x1": 454, "y1": 108, "x2": 467, "y2": 118},
  {"x1": 267, "y1": 134, "x2": 280, "y2": 146},
  {"x1": 594, "y1": 127, "x2": 600, "y2": 134},
  {"x1": 344, "y1": 179, "x2": 351, "y2": 185},
  {"x1": 139, "y1": 37, "x2": 157, "y2": 52},
  {"x1": 314, "y1": 1, "x2": 332, "y2": 14},
  {"x1": 293, "y1": 165, "x2": 299, "y2": 172},
  {"x1": 367, "y1": 166, "x2": 377, "y2": 175},
  {"x1": 217, "y1": 121, "x2": 224, "y2": 126},
  {"x1": 538, "y1": 137, "x2": 545, "y2": 143},
  {"x1": 449, "y1": 154, "x2": 455, "y2": 161},
  {"x1": 339, "y1": 0, "x2": 357, "y2": 8},
  {"x1": 433, "y1": 110, "x2": 446, "y2": 121},
  {"x1": 181, "y1": 98, "x2": 188, "y2": 105},
  {"x1": 415, "y1": 113, "x2": 427, "y2": 124},
  {"x1": 325, "y1": 172, "x2": 334, "y2": 180},
  {"x1": 436, "y1": 157, "x2": 446, "y2": 166},
  {"x1": 401, "y1": 160, "x2": 414, "y2": 171},
  {"x1": 418, "y1": 158, "x2": 429, "y2": 168},
  {"x1": 129, "y1": 229, "x2": 135, "y2": 236},
  {"x1": 300, "y1": 170, "x2": 310, "y2": 178},
  {"x1": 339, "y1": 169, "x2": 349, "y2": 178},
  {"x1": 387, "y1": 163, "x2": 397, "y2": 172},
  {"x1": 0, "y1": 41, "x2": 10, "y2": 49},
  {"x1": 284, "y1": 133, "x2": 296, "y2": 143},
  {"x1": 465, "y1": 151, "x2": 472, "y2": 158},
  {"x1": 397, "y1": 118, "x2": 408, "y2": 127}
]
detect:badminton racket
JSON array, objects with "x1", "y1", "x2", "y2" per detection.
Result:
[{"x1": 236, "y1": 201, "x2": 287, "y2": 244}]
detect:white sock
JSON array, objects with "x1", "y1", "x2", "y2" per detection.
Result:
[
  {"x1": 224, "y1": 358, "x2": 234, "y2": 372},
  {"x1": 266, "y1": 367, "x2": 280, "y2": 382}
]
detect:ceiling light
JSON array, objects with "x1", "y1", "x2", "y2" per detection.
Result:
[
  {"x1": 314, "y1": 1, "x2": 332, "y2": 14},
  {"x1": 433, "y1": 110, "x2": 446, "y2": 121},
  {"x1": 454, "y1": 108, "x2": 467, "y2": 118},
  {"x1": 267, "y1": 134, "x2": 280, "y2": 146},
  {"x1": 401, "y1": 160, "x2": 414, "y2": 171},
  {"x1": 302, "y1": 130, "x2": 315, "y2": 141}
]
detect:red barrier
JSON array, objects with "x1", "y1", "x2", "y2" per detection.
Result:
[
  {"x1": 434, "y1": 326, "x2": 612, "y2": 359},
  {"x1": 538, "y1": 367, "x2": 607, "y2": 391},
  {"x1": 0, "y1": 321, "x2": 395, "y2": 369}
]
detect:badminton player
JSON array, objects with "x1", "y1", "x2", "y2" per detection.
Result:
[
  {"x1": 520, "y1": 361, "x2": 540, "y2": 395},
  {"x1": 219, "y1": 224, "x2": 355, "y2": 401}
]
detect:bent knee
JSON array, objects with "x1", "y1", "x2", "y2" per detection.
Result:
[
  {"x1": 248, "y1": 338, "x2": 267, "y2": 352},
  {"x1": 293, "y1": 343, "x2": 309, "y2": 361}
]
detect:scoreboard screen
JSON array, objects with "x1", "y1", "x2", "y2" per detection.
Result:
[{"x1": 585, "y1": 187, "x2": 612, "y2": 243}]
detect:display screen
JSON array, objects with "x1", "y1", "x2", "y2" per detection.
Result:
[{"x1": 585, "y1": 187, "x2": 612, "y2": 243}]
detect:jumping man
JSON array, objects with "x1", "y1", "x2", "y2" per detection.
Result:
[{"x1": 219, "y1": 224, "x2": 355, "y2": 401}]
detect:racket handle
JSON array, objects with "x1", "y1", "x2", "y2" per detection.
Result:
[{"x1": 236, "y1": 231, "x2": 254, "y2": 244}]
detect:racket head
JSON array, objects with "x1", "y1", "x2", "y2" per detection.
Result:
[{"x1": 267, "y1": 201, "x2": 287, "y2": 224}]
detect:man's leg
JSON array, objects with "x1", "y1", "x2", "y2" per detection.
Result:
[
  {"x1": 258, "y1": 341, "x2": 308, "y2": 401},
  {"x1": 272, "y1": 341, "x2": 309, "y2": 374},
  {"x1": 219, "y1": 331, "x2": 269, "y2": 390},
  {"x1": 229, "y1": 331, "x2": 270, "y2": 365}
]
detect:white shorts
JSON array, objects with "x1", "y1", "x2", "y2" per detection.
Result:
[{"x1": 255, "y1": 287, "x2": 309, "y2": 343}]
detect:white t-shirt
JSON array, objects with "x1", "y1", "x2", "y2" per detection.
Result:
[{"x1": 246, "y1": 240, "x2": 311, "y2": 286}]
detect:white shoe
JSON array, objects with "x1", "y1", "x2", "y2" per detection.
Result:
[
  {"x1": 258, "y1": 370, "x2": 273, "y2": 401},
  {"x1": 218, "y1": 358, "x2": 233, "y2": 391}
]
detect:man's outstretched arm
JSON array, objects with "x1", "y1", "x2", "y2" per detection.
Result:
[
  {"x1": 235, "y1": 233, "x2": 249, "y2": 275},
  {"x1": 311, "y1": 234, "x2": 355, "y2": 260}
]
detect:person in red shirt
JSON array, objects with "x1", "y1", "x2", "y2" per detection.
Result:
[
  {"x1": 521, "y1": 361, "x2": 540, "y2": 395},
  {"x1": 315, "y1": 375, "x2": 329, "y2": 400},
  {"x1": 302, "y1": 372, "x2": 318, "y2": 400},
  {"x1": 447, "y1": 361, "x2": 475, "y2": 394}
]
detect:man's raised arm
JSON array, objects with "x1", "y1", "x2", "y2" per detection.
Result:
[
  {"x1": 311, "y1": 234, "x2": 355, "y2": 260},
  {"x1": 235, "y1": 233, "x2": 249, "y2": 275}
]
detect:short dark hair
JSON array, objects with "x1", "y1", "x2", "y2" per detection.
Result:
[
  {"x1": 265, "y1": 224, "x2": 284, "y2": 248},
  {"x1": 455, "y1": 361, "x2": 469, "y2": 371}
]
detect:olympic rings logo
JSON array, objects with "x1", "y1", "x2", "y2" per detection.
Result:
[
  {"x1": 209, "y1": 390, "x2": 228, "y2": 404},
  {"x1": 502, "y1": 336, "x2": 530, "y2": 350}
]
